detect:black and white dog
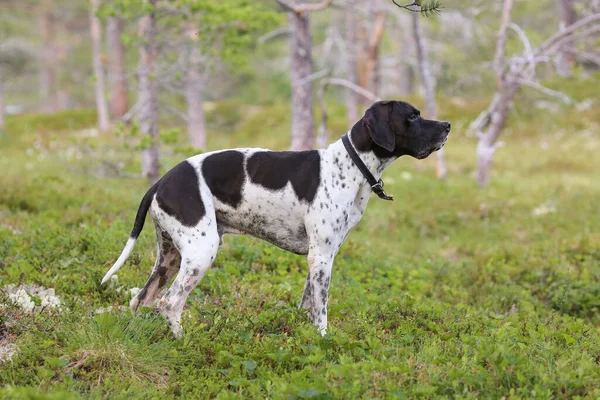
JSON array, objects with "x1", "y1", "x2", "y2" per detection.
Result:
[{"x1": 102, "y1": 100, "x2": 450, "y2": 337}]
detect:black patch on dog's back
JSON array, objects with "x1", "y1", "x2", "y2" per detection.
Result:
[
  {"x1": 156, "y1": 161, "x2": 205, "y2": 227},
  {"x1": 246, "y1": 151, "x2": 321, "y2": 203},
  {"x1": 202, "y1": 150, "x2": 246, "y2": 208}
]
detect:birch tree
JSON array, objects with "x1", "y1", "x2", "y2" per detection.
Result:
[
  {"x1": 137, "y1": 1, "x2": 160, "y2": 185},
  {"x1": 90, "y1": 0, "x2": 110, "y2": 132},
  {"x1": 185, "y1": 24, "x2": 206, "y2": 149},
  {"x1": 556, "y1": 0, "x2": 577, "y2": 77},
  {"x1": 473, "y1": 1, "x2": 600, "y2": 187},
  {"x1": 412, "y1": 12, "x2": 446, "y2": 180},
  {"x1": 277, "y1": 0, "x2": 333, "y2": 151},
  {"x1": 344, "y1": 0, "x2": 360, "y2": 127},
  {"x1": 106, "y1": 17, "x2": 128, "y2": 119},
  {"x1": 40, "y1": 0, "x2": 58, "y2": 112}
]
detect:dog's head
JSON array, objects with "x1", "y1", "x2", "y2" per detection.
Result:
[{"x1": 351, "y1": 100, "x2": 450, "y2": 159}]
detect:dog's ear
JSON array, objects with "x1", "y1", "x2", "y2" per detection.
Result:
[{"x1": 363, "y1": 101, "x2": 395, "y2": 152}]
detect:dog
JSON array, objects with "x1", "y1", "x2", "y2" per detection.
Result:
[{"x1": 101, "y1": 100, "x2": 451, "y2": 337}]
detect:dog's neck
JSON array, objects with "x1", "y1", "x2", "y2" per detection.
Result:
[{"x1": 327, "y1": 131, "x2": 396, "y2": 183}]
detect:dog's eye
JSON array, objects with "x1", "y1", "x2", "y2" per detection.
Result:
[{"x1": 409, "y1": 114, "x2": 419, "y2": 122}]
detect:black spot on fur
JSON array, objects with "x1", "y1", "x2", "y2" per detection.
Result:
[
  {"x1": 202, "y1": 150, "x2": 246, "y2": 208},
  {"x1": 246, "y1": 151, "x2": 321, "y2": 203},
  {"x1": 317, "y1": 269, "x2": 325, "y2": 284},
  {"x1": 155, "y1": 161, "x2": 205, "y2": 227},
  {"x1": 201, "y1": 232, "x2": 206, "y2": 237}
]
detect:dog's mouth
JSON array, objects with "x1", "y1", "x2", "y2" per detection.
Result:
[
  {"x1": 434, "y1": 137, "x2": 448, "y2": 152},
  {"x1": 416, "y1": 136, "x2": 448, "y2": 159}
]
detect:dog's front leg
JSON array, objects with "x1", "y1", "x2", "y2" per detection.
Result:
[{"x1": 303, "y1": 250, "x2": 334, "y2": 336}]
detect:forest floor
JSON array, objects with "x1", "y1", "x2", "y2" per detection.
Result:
[{"x1": 0, "y1": 94, "x2": 599, "y2": 399}]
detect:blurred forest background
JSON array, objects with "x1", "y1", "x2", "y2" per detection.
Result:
[
  {"x1": 2, "y1": 0, "x2": 600, "y2": 398},
  {"x1": 1, "y1": 0, "x2": 599, "y2": 185}
]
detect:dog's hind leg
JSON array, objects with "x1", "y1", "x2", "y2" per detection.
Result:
[
  {"x1": 155, "y1": 218, "x2": 220, "y2": 338},
  {"x1": 130, "y1": 227, "x2": 181, "y2": 311}
]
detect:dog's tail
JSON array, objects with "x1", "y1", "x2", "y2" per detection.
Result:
[{"x1": 101, "y1": 182, "x2": 160, "y2": 284}]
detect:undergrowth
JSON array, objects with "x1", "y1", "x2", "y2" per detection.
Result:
[{"x1": 1, "y1": 93, "x2": 599, "y2": 398}]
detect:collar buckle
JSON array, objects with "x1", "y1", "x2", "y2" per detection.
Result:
[{"x1": 371, "y1": 179, "x2": 394, "y2": 201}]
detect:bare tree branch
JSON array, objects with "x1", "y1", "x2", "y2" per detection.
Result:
[
  {"x1": 163, "y1": 104, "x2": 189, "y2": 122},
  {"x1": 295, "y1": 68, "x2": 330, "y2": 87},
  {"x1": 316, "y1": 77, "x2": 381, "y2": 148},
  {"x1": 258, "y1": 27, "x2": 291, "y2": 44},
  {"x1": 493, "y1": 0, "x2": 513, "y2": 88},
  {"x1": 536, "y1": 13, "x2": 600, "y2": 56},
  {"x1": 565, "y1": 46, "x2": 600, "y2": 65},
  {"x1": 508, "y1": 23, "x2": 535, "y2": 73},
  {"x1": 516, "y1": 79, "x2": 575, "y2": 105},
  {"x1": 119, "y1": 100, "x2": 140, "y2": 123},
  {"x1": 321, "y1": 78, "x2": 382, "y2": 102}
]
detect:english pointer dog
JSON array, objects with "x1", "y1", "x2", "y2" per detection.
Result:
[{"x1": 102, "y1": 100, "x2": 451, "y2": 337}]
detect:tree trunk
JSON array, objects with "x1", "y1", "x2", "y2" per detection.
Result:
[
  {"x1": 39, "y1": 0, "x2": 58, "y2": 113},
  {"x1": 364, "y1": 12, "x2": 386, "y2": 103},
  {"x1": 398, "y1": 62, "x2": 415, "y2": 96},
  {"x1": 90, "y1": 0, "x2": 110, "y2": 132},
  {"x1": 412, "y1": 13, "x2": 446, "y2": 180},
  {"x1": 344, "y1": 0, "x2": 359, "y2": 128},
  {"x1": 0, "y1": 80, "x2": 4, "y2": 129},
  {"x1": 106, "y1": 17, "x2": 128, "y2": 118},
  {"x1": 137, "y1": 4, "x2": 160, "y2": 185},
  {"x1": 556, "y1": 0, "x2": 577, "y2": 77},
  {"x1": 475, "y1": 0, "x2": 515, "y2": 188},
  {"x1": 476, "y1": 85, "x2": 518, "y2": 187},
  {"x1": 185, "y1": 26, "x2": 206, "y2": 149},
  {"x1": 288, "y1": 5, "x2": 315, "y2": 151}
]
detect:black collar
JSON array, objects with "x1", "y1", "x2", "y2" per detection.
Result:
[{"x1": 341, "y1": 133, "x2": 394, "y2": 201}]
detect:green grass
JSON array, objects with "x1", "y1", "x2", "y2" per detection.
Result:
[{"x1": 0, "y1": 98, "x2": 599, "y2": 399}]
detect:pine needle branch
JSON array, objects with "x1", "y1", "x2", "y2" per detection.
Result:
[{"x1": 391, "y1": 0, "x2": 442, "y2": 17}]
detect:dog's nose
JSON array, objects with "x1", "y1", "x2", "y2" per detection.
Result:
[{"x1": 442, "y1": 121, "x2": 451, "y2": 132}]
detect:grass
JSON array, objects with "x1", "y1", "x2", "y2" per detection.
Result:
[{"x1": 0, "y1": 93, "x2": 599, "y2": 398}]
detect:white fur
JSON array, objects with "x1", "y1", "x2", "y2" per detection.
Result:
[{"x1": 101, "y1": 238, "x2": 136, "y2": 284}]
